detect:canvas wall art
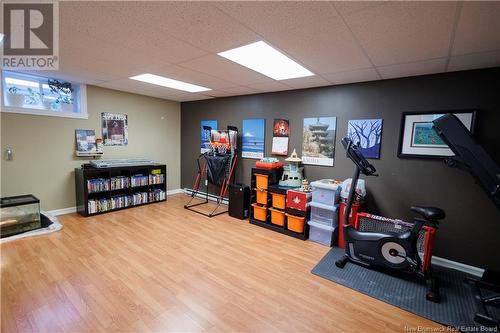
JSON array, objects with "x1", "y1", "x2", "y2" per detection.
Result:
[
  {"x1": 271, "y1": 118, "x2": 289, "y2": 156},
  {"x1": 75, "y1": 129, "x2": 97, "y2": 153},
  {"x1": 347, "y1": 119, "x2": 383, "y2": 159},
  {"x1": 200, "y1": 119, "x2": 218, "y2": 153},
  {"x1": 398, "y1": 110, "x2": 476, "y2": 158},
  {"x1": 102, "y1": 113, "x2": 128, "y2": 146},
  {"x1": 302, "y1": 117, "x2": 336, "y2": 166},
  {"x1": 242, "y1": 119, "x2": 265, "y2": 159}
]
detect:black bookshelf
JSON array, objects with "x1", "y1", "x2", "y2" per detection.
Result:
[
  {"x1": 75, "y1": 163, "x2": 167, "y2": 217},
  {"x1": 248, "y1": 168, "x2": 309, "y2": 241}
]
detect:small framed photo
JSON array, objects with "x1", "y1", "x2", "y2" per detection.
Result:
[{"x1": 398, "y1": 110, "x2": 476, "y2": 159}]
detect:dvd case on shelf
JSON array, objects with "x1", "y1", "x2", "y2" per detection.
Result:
[
  {"x1": 149, "y1": 189, "x2": 166, "y2": 202},
  {"x1": 149, "y1": 174, "x2": 165, "y2": 185},
  {"x1": 87, "y1": 178, "x2": 110, "y2": 193},
  {"x1": 111, "y1": 194, "x2": 131, "y2": 209},
  {"x1": 131, "y1": 174, "x2": 149, "y2": 187},
  {"x1": 132, "y1": 192, "x2": 148, "y2": 205},
  {"x1": 110, "y1": 176, "x2": 130, "y2": 190},
  {"x1": 88, "y1": 198, "x2": 111, "y2": 214}
]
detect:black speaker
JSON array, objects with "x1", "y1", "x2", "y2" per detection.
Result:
[{"x1": 228, "y1": 183, "x2": 250, "y2": 219}]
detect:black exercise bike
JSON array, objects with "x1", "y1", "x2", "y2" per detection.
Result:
[{"x1": 335, "y1": 137, "x2": 444, "y2": 302}]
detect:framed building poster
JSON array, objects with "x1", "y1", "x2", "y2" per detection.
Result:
[
  {"x1": 302, "y1": 117, "x2": 336, "y2": 166},
  {"x1": 398, "y1": 110, "x2": 476, "y2": 158}
]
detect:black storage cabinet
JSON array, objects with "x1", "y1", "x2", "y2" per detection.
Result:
[{"x1": 228, "y1": 183, "x2": 250, "y2": 219}]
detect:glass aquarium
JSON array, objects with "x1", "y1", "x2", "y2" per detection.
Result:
[{"x1": 0, "y1": 195, "x2": 41, "y2": 238}]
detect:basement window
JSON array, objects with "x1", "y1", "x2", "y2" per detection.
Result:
[{"x1": 1, "y1": 71, "x2": 87, "y2": 119}]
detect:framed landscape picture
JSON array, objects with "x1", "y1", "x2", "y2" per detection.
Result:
[
  {"x1": 242, "y1": 118, "x2": 265, "y2": 159},
  {"x1": 397, "y1": 110, "x2": 476, "y2": 159}
]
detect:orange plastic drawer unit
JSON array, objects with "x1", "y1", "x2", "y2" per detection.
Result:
[
  {"x1": 271, "y1": 192, "x2": 286, "y2": 210},
  {"x1": 286, "y1": 214, "x2": 305, "y2": 233},
  {"x1": 269, "y1": 208, "x2": 285, "y2": 226},
  {"x1": 252, "y1": 203, "x2": 267, "y2": 222},
  {"x1": 255, "y1": 189, "x2": 268, "y2": 205},
  {"x1": 255, "y1": 174, "x2": 269, "y2": 190}
]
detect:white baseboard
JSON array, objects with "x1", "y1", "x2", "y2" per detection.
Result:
[
  {"x1": 47, "y1": 207, "x2": 77, "y2": 216},
  {"x1": 47, "y1": 189, "x2": 183, "y2": 216},
  {"x1": 183, "y1": 187, "x2": 229, "y2": 205},
  {"x1": 167, "y1": 189, "x2": 184, "y2": 196},
  {"x1": 431, "y1": 255, "x2": 484, "y2": 277}
]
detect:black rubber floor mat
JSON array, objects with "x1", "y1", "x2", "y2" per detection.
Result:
[{"x1": 312, "y1": 247, "x2": 499, "y2": 329}]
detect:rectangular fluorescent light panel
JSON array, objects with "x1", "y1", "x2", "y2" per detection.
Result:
[
  {"x1": 218, "y1": 41, "x2": 314, "y2": 80},
  {"x1": 129, "y1": 73, "x2": 211, "y2": 93}
]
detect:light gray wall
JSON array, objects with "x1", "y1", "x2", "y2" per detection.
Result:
[
  {"x1": 1, "y1": 85, "x2": 181, "y2": 211},
  {"x1": 181, "y1": 68, "x2": 500, "y2": 270}
]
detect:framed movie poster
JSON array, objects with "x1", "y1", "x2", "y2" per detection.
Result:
[
  {"x1": 347, "y1": 119, "x2": 383, "y2": 159},
  {"x1": 200, "y1": 119, "x2": 218, "y2": 153},
  {"x1": 398, "y1": 110, "x2": 476, "y2": 158},
  {"x1": 102, "y1": 113, "x2": 128, "y2": 146},
  {"x1": 271, "y1": 119, "x2": 289, "y2": 156},
  {"x1": 242, "y1": 118, "x2": 265, "y2": 159},
  {"x1": 302, "y1": 117, "x2": 336, "y2": 166}
]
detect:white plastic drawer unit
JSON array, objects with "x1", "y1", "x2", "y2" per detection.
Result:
[
  {"x1": 309, "y1": 201, "x2": 339, "y2": 227},
  {"x1": 310, "y1": 179, "x2": 341, "y2": 206},
  {"x1": 308, "y1": 220, "x2": 336, "y2": 246}
]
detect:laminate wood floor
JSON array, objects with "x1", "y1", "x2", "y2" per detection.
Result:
[{"x1": 1, "y1": 194, "x2": 443, "y2": 332}]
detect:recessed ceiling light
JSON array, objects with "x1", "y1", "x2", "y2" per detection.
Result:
[
  {"x1": 218, "y1": 41, "x2": 314, "y2": 80},
  {"x1": 129, "y1": 73, "x2": 211, "y2": 93}
]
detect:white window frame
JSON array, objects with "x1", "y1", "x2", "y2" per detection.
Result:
[{"x1": 1, "y1": 71, "x2": 88, "y2": 119}]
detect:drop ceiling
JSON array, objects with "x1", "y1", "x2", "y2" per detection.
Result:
[{"x1": 25, "y1": 1, "x2": 500, "y2": 101}]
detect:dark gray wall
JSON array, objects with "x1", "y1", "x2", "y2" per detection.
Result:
[{"x1": 181, "y1": 68, "x2": 500, "y2": 270}]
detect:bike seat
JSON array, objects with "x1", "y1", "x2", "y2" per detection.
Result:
[{"x1": 411, "y1": 206, "x2": 445, "y2": 220}]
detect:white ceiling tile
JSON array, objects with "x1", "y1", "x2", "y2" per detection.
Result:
[
  {"x1": 178, "y1": 54, "x2": 273, "y2": 85},
  {"x1": 377, "y1": 58, "x2": 447, "y2": 80},
  {"x1": 322, "y1": 68, "x2": 380, "y2": 85},
  {"x1": 452, "y1": 2, "x2": 500, "y2": 55},
  {"x1": 222, "y1": 86, "x2": 262, "y2": 95},
  {"x1": 264, "y1": 16, "x2": 372, "y2": 74},
  {"x1": 448, "y1": 51, "x2": 500, "y2": 72},
  {"x1": 171, "y1": 94, "x2": 215, "y2": 102},
  {"x1": 343, "y1": 2, "x2": 456, "y2": 66},
  {"x1": 60, "y1": 2, "x2": 208, "y2": 64},
  {"x1": 247, "y1": 81, "x2": 293, "y2": 92},
  {"x1": 19, "y1": 1, "x2": 499, "y2": 101},
  {"x1": 216, "y1": 2, "x2": 337, "y2": 35},
  {"x1": 333, "y1": 1, "x2": 387, "y2": 16},
  {"x1": 280, "y1": 76, "x2": 331, "y2": 89},
  {"x1": 96, "y1": 78, "x2": 188, "y2": 97},
  {"x1": 97, "y1": 2, "x2": 260, "y2": 53}
]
